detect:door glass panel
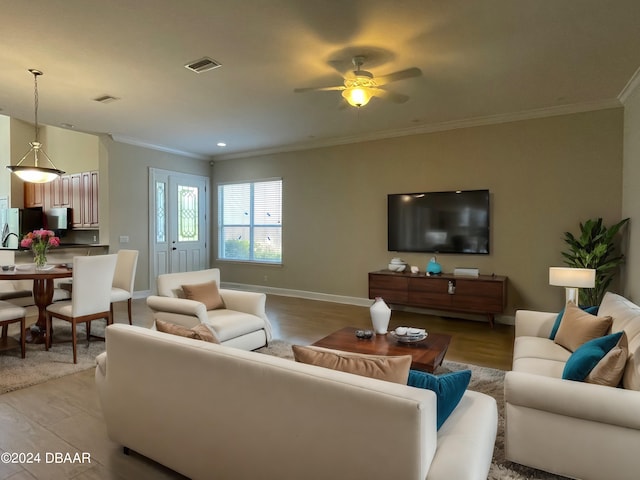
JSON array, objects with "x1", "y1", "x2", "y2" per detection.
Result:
[
  {"x1": 155, "y1": 181, "x2": 166, "y2": 243},
  {"x1": 178, "y1": 185, "x2": 198, "y2": 242}
]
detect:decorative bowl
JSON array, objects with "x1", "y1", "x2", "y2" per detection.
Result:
[
  {"x1": 355, "y1": 329, "x2": 374, "y2": 339},
  {"x1": 388, "y1": 264, "x2": 406, "y2": 272}
]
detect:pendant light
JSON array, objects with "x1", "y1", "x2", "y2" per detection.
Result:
[{"x1": 7, "y1": 69, "x2": 65, "y2": 183}]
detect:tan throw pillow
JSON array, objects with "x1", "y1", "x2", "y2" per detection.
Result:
[
  {"x1": 291, "y1": 345, "x2": 412, "y2": 384},
  {"x1": 555, "y1": 301, "x2": 613, "y2": 352},
  {"x1": 586, "y1": 331, "x2": 628, "y2": 386},
  {"x1": 156, "y1": 319, "x2": 220, "y2": 343},
  {"x1": 181, "y1": 280, "x2": 225, "y2": 311}
]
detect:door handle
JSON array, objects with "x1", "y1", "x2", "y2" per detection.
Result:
[{"x1": 171, "y1": 247, "x2": 177, "y2": 251}]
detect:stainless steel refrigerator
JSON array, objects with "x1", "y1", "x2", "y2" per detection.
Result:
[{"x1": 0, "y1": 207, "x2": 44, "y2": 249}]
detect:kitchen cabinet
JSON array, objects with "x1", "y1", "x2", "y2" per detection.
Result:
[
  {"x1": 24, "y1": 170, "x2": 99, "y2": 229},
  {"x1": 369, "y1": 270, "x2": 507, "y2": 327},
  {"x1": 24, "y1": 182, "x2": 45, "y2": 208},
  {"x1": 50, "y1": 175, "x2": 72, "y2": 208},
  {"x1": 71, "y1": 171, "x2": 99, "y2": 229}
]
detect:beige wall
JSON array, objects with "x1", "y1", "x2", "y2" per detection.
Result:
[
  {"x1": 42, "y1": 126, "x2": 99, "y2": 173},
  {"x1": 623, "y1": 84, "x2": 640, "y2": 303},
  {"x1": 105, "y1": 137, "x2": 210, "y2": 291},
  {"x1": 0, "y1": 115, "x2": 10, "y2": 202},
  {"x1": 8, "y1": 118, "x2": 33, "y2": 207},
  {"x1": 213, "y1": 109, "x2": 624, "y2": 315}
]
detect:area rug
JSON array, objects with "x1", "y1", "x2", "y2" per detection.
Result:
[
  {"x1": 257, "y1": 340, "x2": 569, "y2": 480},
  {"x1": 0, "y1": 320, "x2": 106, "y2": 394}
]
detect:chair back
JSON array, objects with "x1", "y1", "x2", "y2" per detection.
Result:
[
  {"x1": 72, "y1": 254, "x2": 117, "y2": 316},
  {"x1": 156, "y1": 268, "x2": 221, "y2": 298},
  {"x1": 112, "y1": 249, "x2": 139, "y2": 293}
]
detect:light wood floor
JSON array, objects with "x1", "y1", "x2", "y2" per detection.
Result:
[{"x1": 0, "y1": 295, "x2": 514, "y2": 479}]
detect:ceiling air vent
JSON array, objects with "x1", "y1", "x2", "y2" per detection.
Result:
[
  {"x1": 185, "y1": 57, "x2": 222, "y2": 73},
  {"x1": 93, "y1": 95, "x2": 119, "y2": 104}
]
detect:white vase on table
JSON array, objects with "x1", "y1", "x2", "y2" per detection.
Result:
[{"x1": 370, "y1": 297, "x2": 391, "y2": 334}]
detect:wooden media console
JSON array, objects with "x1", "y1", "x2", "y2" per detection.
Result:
[{"x1": 368, "y1": 270, "x2": 507, "y2": 327}]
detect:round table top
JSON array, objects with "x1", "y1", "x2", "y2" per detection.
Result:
[{"x1": 0, "y1": 265, "x2": 73, "y2": 280}]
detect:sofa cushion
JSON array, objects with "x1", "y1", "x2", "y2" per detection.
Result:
[
  {"x1": 513, "y1": 336, "x2": 572, "y2": 363},
  {"x1": 291, "y1": 345, "x2": 412, "y2": 384},
  {"x1": 182, "y1": 280, "x2": 225, "y2": 310},
  {"x1": 407, "y1": 369, "x2": 471, "y2": 429},
  {"x1": 512, "y1": 356, "x2": 566, "y2": 378},
  {"x1": 554, "y1": 301, "x2": 612, "y2": 352},
  {"x1": 206, "y1": 310, "x2": 266, "y2": 342},
  {"x1": 563, "y1": 331, "x2": 626, "y2": 385},
  {"x1": 586, "y1": 331, "x2": 628, "y2": 386},
  {"x1": 599, "y1": 292, "x2": 640, "y2": 390},
  {"x1": 155, "y1": 319, "x2": 220, "y2": 343},
  {"x1": 549, "y1": 305, "x2": 599, "y2": 340}
]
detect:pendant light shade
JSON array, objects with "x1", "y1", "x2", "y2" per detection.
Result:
[
  {"x1": 342, "y1": 86, "x2": 373, "y2": 107},
  {"x1": 6, "y1": 69, "x2": 65, "y2": 183}
]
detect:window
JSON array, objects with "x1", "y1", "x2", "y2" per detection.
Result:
[{"x1": 218, "y1": 179, "x2": 282, "y2": 263}]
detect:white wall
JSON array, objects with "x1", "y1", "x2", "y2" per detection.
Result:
[{"x1": 622, "y1": 81, "x2": 640, "y2": 302}]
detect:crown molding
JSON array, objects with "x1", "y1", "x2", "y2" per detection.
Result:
[
  {"x1": 110, "y1": 134, "x2": 210, "y2": 160},
  {"x1": 619, "y1": 65, "x2": 640, "y2": 104},
  {"x1": 213, "y1": 98, "x2": 621, "y2": 161}
]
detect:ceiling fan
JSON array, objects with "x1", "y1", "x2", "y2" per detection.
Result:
[{"x1": 294, "y1": 56, "x2": 421, "y2": 108}]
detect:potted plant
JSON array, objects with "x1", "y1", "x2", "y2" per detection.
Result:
[{"x1": 561, "y1": 217, "x2": 630, "y2": 306}]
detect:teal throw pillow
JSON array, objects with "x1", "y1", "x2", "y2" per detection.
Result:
[
  {"x1": 562, "y1": 331, "x2": 624, "y2": 382},
  {"x1": 549, "y1": 305, "x2": 599, "y2": 340},
  {"x1": 407, "y1": 369, "x2": 471, "y2": 430}
]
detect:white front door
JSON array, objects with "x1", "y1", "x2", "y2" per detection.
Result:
[{"x1": 149, "y1": 168, "x2": 209, "y2": 292}]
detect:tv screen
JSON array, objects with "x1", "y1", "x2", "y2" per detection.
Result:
[{"x1": 388, "y1": 190, "x2": 490, "y2": 254}]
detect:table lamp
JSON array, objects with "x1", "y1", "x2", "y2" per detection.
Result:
[{"x1": 549, "y1": 267, "x2": 596, "y2": 305}]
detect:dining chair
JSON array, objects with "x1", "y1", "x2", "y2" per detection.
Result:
[
  {"x1": 0, "y1": 301, "x2": 27, "y2": 358},
  {"x1": 45, "y1": 254, "x2": 117, "y2": 363},
  {"x1": 110, "y1": 249, "x2": 138, "y2": 325}
]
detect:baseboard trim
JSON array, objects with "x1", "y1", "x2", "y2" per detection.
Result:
[
  {"x1": 220, "y1": 282, "x2": 515, "y2": 326},
  {"x1": 221, "y1": 282, "x2": 373, "y2": 307}
]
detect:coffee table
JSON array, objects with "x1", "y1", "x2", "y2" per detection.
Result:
[{"x1": 311, "y1": 327, "x2": 452, "y2": 373}]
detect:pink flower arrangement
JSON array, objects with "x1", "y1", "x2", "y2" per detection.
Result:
[
  {"x1": 20, "y1": 229, "x2": 60, "y2": 249},
  {"x1": 21, "y1": 229, "x2": 60, "y2": 267}
]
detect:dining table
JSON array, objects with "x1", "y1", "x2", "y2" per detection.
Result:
[{"x1": 0, "y1": 265, "x2": 72, "y2": 343}]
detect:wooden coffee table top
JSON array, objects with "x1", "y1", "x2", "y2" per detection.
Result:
[{"x1": 311, "y1": 327, "x2": 452, "y2": 373}]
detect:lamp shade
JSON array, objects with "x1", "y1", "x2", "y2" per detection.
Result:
[
  {"x1": 549, "y1": 267, "x2": 596, "y2": 288},
  {"x1": 341, "y1": 87, "x2": 372, "y2": 107}
]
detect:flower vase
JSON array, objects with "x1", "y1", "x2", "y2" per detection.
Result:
[
  {"x1": 370, "y1": 297, "x2": 391, "y2": 334},
  {"x1": 34, "y1": 250, "x2": 47, "y2": 269}
]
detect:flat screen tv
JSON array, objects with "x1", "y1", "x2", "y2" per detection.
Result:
[{"x1": 388, "y1": 189, "x2": 490, "y2": 254}]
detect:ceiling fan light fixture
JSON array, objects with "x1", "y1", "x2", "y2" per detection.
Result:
[
  {"x1": 342, "y1": 86, "x2": 373, "y2": 107},
  {"x1": 7, "y1": 69, "x2": 64, "y2": 183}
]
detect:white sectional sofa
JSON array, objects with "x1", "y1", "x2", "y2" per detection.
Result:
[
  {"x1": 96, "y1": 324, "x2": 498, "y2": 480},
  {"x1": 505, "y1": 292, "x2": 640, "y2": 480}
]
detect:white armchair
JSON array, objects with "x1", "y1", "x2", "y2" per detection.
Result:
[{"x1": 146, "y1": 268, "x2": 272, "y2": 351}]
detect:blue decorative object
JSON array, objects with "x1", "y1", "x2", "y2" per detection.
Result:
[
  {"x1": 407, "y1": 369, "x2": 471, "y2": 429},
  {"x1": 563, "y1": 331, "x2": 624, "y2": 381},
  {"x1": 426, "y1": 257, "x2": 442, "y2": 275}
]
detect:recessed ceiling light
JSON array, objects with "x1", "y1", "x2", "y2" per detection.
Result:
[
  {"x1": 217, "y1": 142, "x2": 227, "y2": 147},
  {"x1": 60, "y1": 123, "x2": 75, "y2": 129}
]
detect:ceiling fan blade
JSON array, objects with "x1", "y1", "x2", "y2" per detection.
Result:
[
  {"x1": 372, "y1": 88, "x2": 410, "y2": 104},
  {"x1": 294, "y1": 85, "x2": 345, "y2": 93},
  {"x1": 375, "y1": 67, "x2": 422, "y2": 86}
]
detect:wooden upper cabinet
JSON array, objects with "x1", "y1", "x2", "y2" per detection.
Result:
[
  {"x1": 24, "y1": 170, "x2": 99, "y2": 229},
  {"x1": 24, "y1": 182, "x2": 45, "y2": 208},
  {"x1": 82, "y1": 171, "x2": 99, "y2": 228},
  {"x1": 50, "y1": 175, "x2": 72, "y2": 208}
]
